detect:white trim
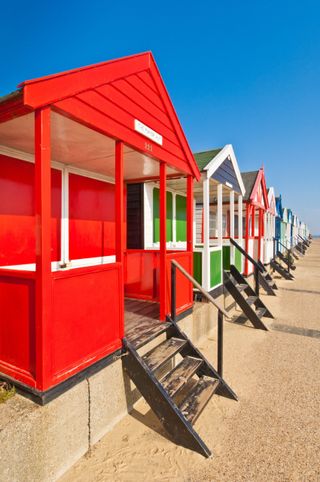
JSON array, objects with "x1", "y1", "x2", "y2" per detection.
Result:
[
  {"x1": 144, "y1": 182, "x2": 187, "y2": 249},
  {"x1": 0, "y1": 146, "x2": 117, "y2": 272},
  {"x1": 61, "y1": 169, "x2": 69, "y2": 264},
  {"x1": 0, "y1": 256, "x2": 116, "y2": 273},
  {"x1": 203, "y1": 177, "x2": 210, "y2": 291},
  {"x1": 217, "y1": 184, "x2": 223, "y2": 247},
  {"x1": 172, "y1": 192, "x2": 177, "y2": 244},
  {"x1": 0, "y1": 145, "x2": 115, "y2": 184},
  {"x1": 203, "y1": 144, "x2": 246, "y2": 196},
  {"x1": 230, "y1": 190, "x2": 235, "y2": 264}
]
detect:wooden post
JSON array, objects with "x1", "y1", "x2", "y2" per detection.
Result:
[
  {"x1": 252, "y1": 206, "x2": 255, "y2": 237},
  {"x1": 258, "y1": 208, "x2": 262, "y2": 260},
  {"x1": 230, "y1": 190, "x2": 234, "y2": 264},
  {"x1": 187, "y1": 175, "x2": 194, "y2": 301},
  {"x1": 115, "y1": 140, "x2": 125, "y2": 338},
  {"x1": 217, "y1": 183, "x2": 223, "y2": 247},
  {"x1": 238, "y1": 195, "x2": 243, "y2": 271},
  {"x1": 187, "y1": 175, "x2": 193, "y2": 253},
  {"x1": 115, "y1": 141, "x2": 124, "y2": 263},
  {"x1": 35, "y1": 107, "x2": 52, "y2": 391},
  {"x1": 203, "y1": 177, "x2": 210, "y2": 290},
  {"x1": 217, "y1": 183, "x2": 223, "y2": 285},
  {"x1": 160, "y1": 162, "x2": 167, "y2": 321},
  {"x1": 245, "y1": 203, "x2": 250, "y2": 274},
  {"x1": 217, "y1": 309, "x2": 223, "y2": 377}
]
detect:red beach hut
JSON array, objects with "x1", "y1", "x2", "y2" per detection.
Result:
[
  {"x1": 241, "y1": 168, "x2": 269, "y2": 275},
  {"x1": 0, "y1": 52, "x2": 200, "y2": 400}
]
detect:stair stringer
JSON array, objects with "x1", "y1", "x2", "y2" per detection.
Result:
[
  {"x1": 166, "y1": 323, "x2": 238, "y2": 401},
  {"x1": 122, "y1": 337, "x2": 212, "y2": 457}
]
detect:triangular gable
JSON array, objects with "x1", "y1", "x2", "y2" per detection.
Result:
[
  {"x1": 201, "y1": 145, "x2": 246, "y2": 196},
  {"x1": 249, "y1": 168, "x2": 269, "y2": 210},
  {"x1": 267, "y1": 187, "x2": 276, "y2": 215},
  {"x1": 15, "y1": 52, "x2": 200, "y2": 180},
  {"x1": 275, "y1": 196, "x2": 283, "y2": 218},
  {"x1": 282, "y1": 208, "x2": 288, "y2": 223}
]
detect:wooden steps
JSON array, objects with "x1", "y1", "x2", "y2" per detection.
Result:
[
  {"x1": 161, "y1": 356, "x2": 203, "y2": 397},
  {"x1": 257, "y1": 260, "x2": 278, "y2": 294},
  {"x1": 128, "y1": 321, "x2": 171, "y2": 350},
  {"x1": 270, "y1": 259, "x2": 294, "y2": 280},
  {"x1": 277, "y1": 251, "x2": 296, "y2": 270},
  {"x1": 123, "y1": 320, "x2": 237, "y2": 458},
  {"x1": 224, "y1": 265, "x2": 273, "y2": 331},
  {"x1": 180, "y1": 377, "x2": 220, "y2": 424},
  {"x1": 143, "y1": 337, "x2": 187, "y2": 371}
]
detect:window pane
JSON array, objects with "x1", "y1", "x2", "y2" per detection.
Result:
[{"x1": 69, "y1": 173, "x2": 115, "y2": 259}]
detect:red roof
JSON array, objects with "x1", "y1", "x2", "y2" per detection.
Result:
[{"x1": 1, "y1": 52, "x2": 200, "y2": 179}]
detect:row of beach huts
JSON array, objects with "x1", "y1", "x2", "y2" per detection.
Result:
[{"x1": 0, "y1": 52, "x2": 311, "y2": 473}]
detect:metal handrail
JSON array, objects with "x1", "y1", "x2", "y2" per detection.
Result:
[
  {"x1": 275, "y1": 238, "x2": 290, "y2": 252},
  {"x1": 229, "y1": 237, "x2": 261, "y2": 296},
  {"x1": 273, "y1": 237, "x2": 292, "y2": 274},
  {"x1": 229, "y1": 238, "x2": 262, "y2": 272},
  {"x1": 171, "y1": 260, "x2": 229, "y2": 318},
  {"x1": 170, "y1": 259, "x2": 228, "y2": 376}
]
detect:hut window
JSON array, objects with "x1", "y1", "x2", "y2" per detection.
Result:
[
  {"x1": 0, "y1": 154, "x2": 61, "y2": 267},
  {"x1": 153, "y1": 188, "x2": 173, "y2": 243},
  {"x1": 175, "y1": 194, "x2": 186, "y2": 242},
  {"x1": 69, "y1": 173, "x2": 115, "y2": 260}
]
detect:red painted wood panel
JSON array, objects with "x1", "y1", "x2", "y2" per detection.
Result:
[
  {"x1": 0, "y1": 155, "x2": 61, "y2": 266},
  {"x1": 69, "y1": 173, "x2": 116, "y2": 259},
  {"x1": 51, "y1": 264, "x2": 123, "y2": 385},
  {"x1": 110, "y1": 78, "x2": 172, "y2": 129},
  {"x1": 96, "y1": 84, "x2": 180, "y2": 146},
  {"x1": 126, "y1": 73, "x2": 167, "y2": 112},
  {"x1": 77, "y1": 89, "x2": 186, "y2": 162},
  {"x1": 124, "y1": 250, "x2": 193, "y2": 316},
  {"x1": 0, "y1": 274, "x2": 36, "y2": 385},
  {"x1": 124, "y1": 250, "x2": 160, "y2": 300},
  {"x1": 166, "y1": 251, "x2": 193, "y2": 315},
  {"x1": 137, "y1": 71, "x2": 159, "y2": 93},
  {"x1": 55, "y1": 97, "x2": 191, "y2": 175},
  {"x1": 23, "y1": 53, "x2": 150, "y2": 108}
]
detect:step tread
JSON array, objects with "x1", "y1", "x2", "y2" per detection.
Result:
[
  {"x1": 179, "y1": 376, "x2": 220, "y2": 425},
  {"x1": 129, "y1": 322, "x2": 171, "y2": 350},
  {"x1": 246, "y1": 295, "x2": 258, "y2": 306},
  {"x1": 161, "y1": 356, "x2": 203, "y2": 398},
  {"x1": 236, "y1": 283, "x2": 248, "y2": 292},
  {"x1": 256, "y1": 307, "x2": 267, "y2": 318},
  {"x1": 143, "y1": 337, "x2": 187, "y2": 372}
]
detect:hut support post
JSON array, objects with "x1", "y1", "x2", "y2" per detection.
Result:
[
  {"x1": 238, "y1": 195, "x2": 243, "y2": 270},
  {"x1": 35, "y1": 107, "x2": 52, "y2": 391},
  {"x1": 115, "y1": 140, "x2": 125, "y2": 338},
  {"x1": 160, "y1": 162, "x2": 167, "y2": 320},
  {"x1": 203, "y1": 177, "x2": 210, "y2": 290},
  {"x1": 230, "y1": 190, "x2": 234, "y2": 264}
]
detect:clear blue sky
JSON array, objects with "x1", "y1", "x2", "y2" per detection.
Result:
[{"x1": 1, "y1": 0, "x2": 319, "y2": 232}]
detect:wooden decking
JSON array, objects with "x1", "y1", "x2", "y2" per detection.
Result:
[{"x1": 125, "y1": 298, "x2": 161, "y2": 344}]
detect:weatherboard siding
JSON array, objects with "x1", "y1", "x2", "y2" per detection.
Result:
[{"x1": 211, "y1": 158, "x2": 241, "y2": 193}]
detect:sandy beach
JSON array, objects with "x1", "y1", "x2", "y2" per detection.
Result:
[{"x1": 61, "y1": 240, "x2": 320, "y2": 482}]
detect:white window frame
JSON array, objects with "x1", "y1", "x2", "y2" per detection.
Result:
[{"x1": 0, "y1": 145, "x2": 116, "y2": 272}]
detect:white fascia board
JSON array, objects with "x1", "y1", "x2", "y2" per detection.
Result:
[
  {"x1": 203, "y1": 144, "x2": 246, "y2": 196},
  {"x1": 267, "y1": 186, "x2": 276, "y2": 215},
  {"x1": 0, "y1": 145, "x2": 115, "y2": 184}
]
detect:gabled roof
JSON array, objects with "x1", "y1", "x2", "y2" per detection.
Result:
[
  {"x1": 241, "y1": 167, "x2": 269, "y2": 209},
  {"x1": 242, "y1": 171, "x2": 259, "y2": 201},
  {"x1": 275, "y1": 196, "x2": 283, "y2": 219},
  {"x1": 267, "y1": 187, "x2": 276, "y2": 215},
  {"x1": 193, "y1": 145, "x2": 246, "y2": 196},
  {"x1": 194, "y1": 148, "x2": 223, "y2": 171},
  {"x1": 0, "y1": 52, "x2": 200, "y2": 180}
]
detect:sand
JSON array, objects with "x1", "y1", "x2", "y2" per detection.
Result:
[{"x1": 61, "y1": 240, "x2": 320, "y2": 482}]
